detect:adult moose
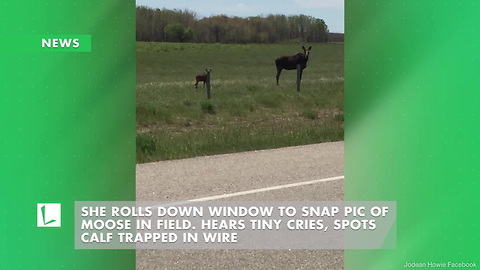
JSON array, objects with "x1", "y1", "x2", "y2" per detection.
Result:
[{"x1": 275, "y1": 46, "x2": 312, "y2": 86}]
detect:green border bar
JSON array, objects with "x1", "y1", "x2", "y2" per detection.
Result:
[{"x1": 346, "y1": 0, "x2": 480, "y2": 269}]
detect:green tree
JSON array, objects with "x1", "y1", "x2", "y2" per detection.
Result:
[
  {"x1": 183, "y1": 27, "x2": 194, "y2": 42},
  {"x1": 164, "y1": 23, "x2": 185, "y2": 42}
]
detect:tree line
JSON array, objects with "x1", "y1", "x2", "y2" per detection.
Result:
[{"x1": 136, "y1": 6, "x2": 343, "y2": 43}]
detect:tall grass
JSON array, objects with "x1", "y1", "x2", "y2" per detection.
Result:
[{"x1": 137, "y1": 42, "x2": 344, "y2": 163}]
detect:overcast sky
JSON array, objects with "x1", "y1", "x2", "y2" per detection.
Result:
[{"x1": 136, "y1": 0, "x2": 344, "y2": 33}]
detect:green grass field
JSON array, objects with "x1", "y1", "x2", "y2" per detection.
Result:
[{"x1": 136, "y1": 42, "x2": 344, "y2": 163}]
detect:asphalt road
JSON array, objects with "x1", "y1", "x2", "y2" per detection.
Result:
[{"x1": 136, "y1": 141, "x2": 344, "y2": 270}]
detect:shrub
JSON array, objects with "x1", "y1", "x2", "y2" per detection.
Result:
[
  {"x1": 303, "y1": 108, "x2": 318, "y2": 120},
  {"x1": 137, "y1": 134, "x2": 156, "y2": 155},
  {"x1": 334, "y1": 113, "x2": 344, "y2": 122},
  {"x1": 200, "y1": 100, "x2": 216, "y2": 114}
]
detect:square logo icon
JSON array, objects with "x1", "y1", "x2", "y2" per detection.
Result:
[{"x1": 37, "y1": 203, "x2": 61, "y2": 227}]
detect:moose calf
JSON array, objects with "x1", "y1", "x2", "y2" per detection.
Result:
[{"x1": 195, "y1": 73, "x2": 208, "y2": 89}]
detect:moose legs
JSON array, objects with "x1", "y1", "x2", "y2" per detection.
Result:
[
  {"x1": 276, "y1": 67, "x2": 304, "y2": 86},
  {"x1": 195, "y1": 80, "x2": 206, "y2": 89},
  {"x1": 276, "y1": 68, "x2": 283, "y2": 85}
]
